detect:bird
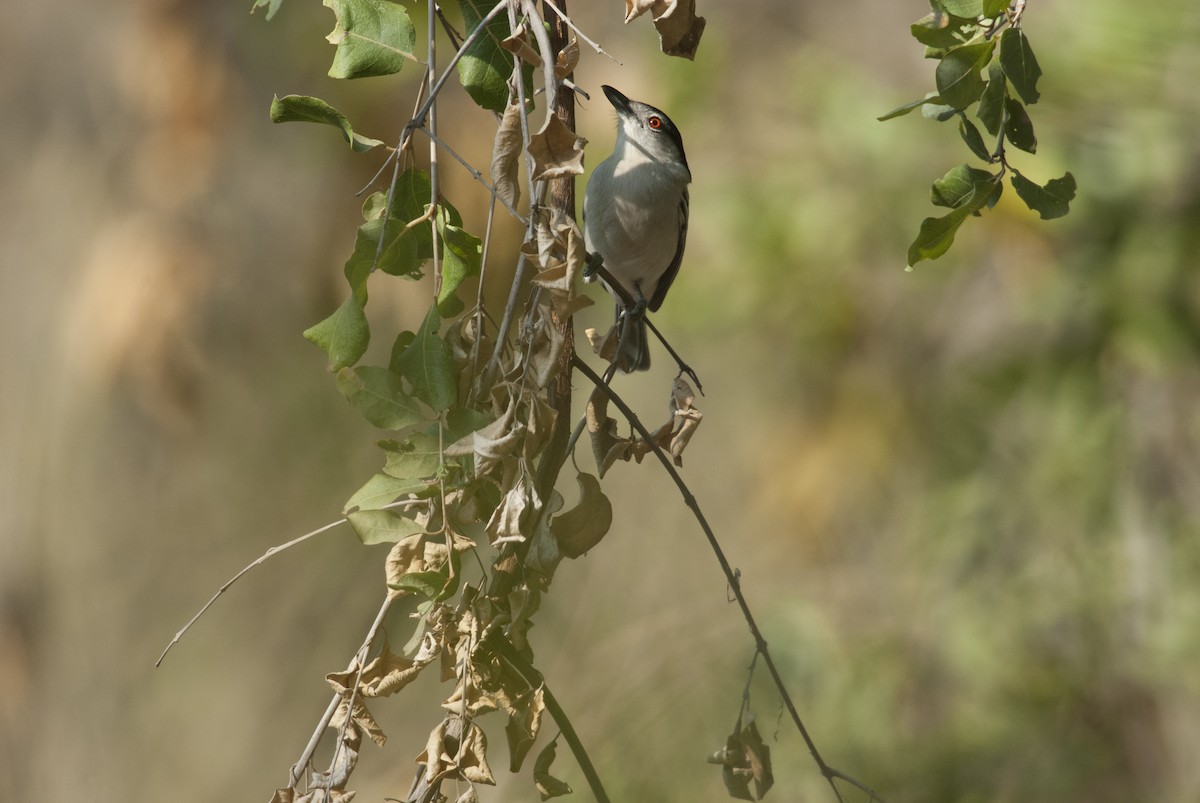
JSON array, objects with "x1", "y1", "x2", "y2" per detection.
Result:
[{"x1": 583, "y1": 85, "x2": 691, "y2": 372}]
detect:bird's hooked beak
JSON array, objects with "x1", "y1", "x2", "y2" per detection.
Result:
[{"x1": 602, "y1": 85, "x2": 633, "y2": 118}]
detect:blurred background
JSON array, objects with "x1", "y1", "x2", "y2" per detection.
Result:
[{"x1": 4, "y1": 0, "x2": 1200, "y2": 801}]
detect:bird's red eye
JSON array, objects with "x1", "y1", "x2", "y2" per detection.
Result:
[{"x1": 647, "y1": 116, "x2": 662, "y2": 130}]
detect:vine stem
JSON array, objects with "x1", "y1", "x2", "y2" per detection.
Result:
[
  {"x1": 484, "y1": 629, "x2": 610, "y2": 803},
  {"x1": 570, "y1": 355, "x2": 886, "y2": 803}
]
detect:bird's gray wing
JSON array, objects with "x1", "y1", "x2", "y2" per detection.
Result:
[{"x1": 647, "y1": 186, "x2": 689, "y2": 313}]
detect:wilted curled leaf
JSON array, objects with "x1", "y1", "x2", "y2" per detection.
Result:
[
  {"x1": 624, "y1": 0, "x2": 705, "y2": 59},
  {"x1": 552, "y1": 472, "x2": 613, "y2": 557},
  {"x1": 667, "y1": 375, "x2": 702, "y2": 465},
  {"x1": 533, "y1": 737, "x2": 574, "y2": 799},
  {"x1": 524, "y1": 490, "x2": 565, "y2": 587},
  {"x1": 584, "y1": 326, "x2": 621, "y2": 370},
  {"x1": 527, "y1": 115, "x2": 586, "y2": 181},
  {"x1": 330, "y1": 696, "x2": 387, "y2": 748},
  {"x1": 417, "y1": 718, "x2": 497, "y2": 789},
  {"x1": 708, "y1": 715, "x2": 773, "y2": 801},
  {"x1": 585, "y1": 384, "x2": 624, "y2": 477},
  {"x1": 490, "y1": 101, "x2": 523, "y2": 208},
  {"x1": 327, "y1": 642, "x2": 430, "y2": 699},
  {"x1": 504, "y1": 685, "x2": 545, "y2": 772},
  {"x1": 555, "y1": 36, "x2": 579, "y2": 79},
  {"x1": 501, "y1": 24, "x2": 543, "y2": 66}
]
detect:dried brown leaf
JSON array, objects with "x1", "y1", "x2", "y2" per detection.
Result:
[
  {"x1": 527, "y1": 115, "x2": 586, "y2": 181},
  {"x1": 501, "y1": 24, "x2": 543, "y2": 66},
  {"x1": 668, "y1": 375, "x2": 702, "y2": 464},
  {"x1": 624, "y1": 0, "x2": 669, "y2": 22},
  {"x1": 555, "y1": 36, "x2": 579, "y2": 79},
  {"x1": 442, "y1": 676, "x2": 502, "y2": 717},
  {"x1": 654, "y1": 0, "x2": 706, "y2": 59},
  {"x1": 327, "y1": 643, "x2": 429, "y2": 699},
  {"x1": 330, "y1": 697, "x2": 387, "y2": 748},
  {"x1": 504, "y1": 685, "x2": 545, "y2": 772},
  {"x1": 709, "y1": 716, "x2": 774, "y2": 801},
  {"x1": 269, "y1": 790, "x2": 295, "y2": 803},
  {"x1": 625, "y1": 0, "x2": 705, "y2": 58},
  {"x1": 533, "y1": 738, "x2": 574, "y2": 799},
  {"x1": 445, "y1": 397, "x2": 519, "y2": 476},
  {"x1": 524, "y1": 489, "x2": 565, "y2": 587},
  {"x1": 486, "y1": 475, "x2": 533, "y2": 545},
  {"x1": 552, "y1": 472, "x2": 612, "y2": 557},
  {"x1": 490, "y1": 101, "x2": 523, "y2": 209}
]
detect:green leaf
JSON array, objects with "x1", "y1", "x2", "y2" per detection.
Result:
[
  {"x1": 938, "y1": 0, "x2": 983, "y2": 16},
  {"x1": 1010, "y1": 171, "x2": 1077, "y2": 219},
  {"x1": 436, "y1": 211, "x2": 483, "y2": 316},
  {"x1": 336, "y1": 366, "x2": 426, "y2": 429},
  {"x1": 1004, "y1": 96, "x2": 1037, "y2": 153},
  {"x1": 999, "y1": 28, "x2": 1042, "y2": 104},
  {"x1": 935, "y1": 41, "x2": 995, "y2": 110},
  {"x1": 251, "y1": 0, "x2": 284, "y2": 21},
  {"x1": 445, "y1": 406, "x2": 493, "y2": 443},
  {"x1": 878, "y1": 93, "x2": 944, "y2": 122},
  {"x1": 303, "y1": 293, "x2": 370, "y2": 371},
  {"x1": 388, "y1": 330, "x2": 416, "y2": 375},
  {"x1": 344, "y1": 472, "x2": 433, "y2": 513},
  {"x1": 931, "y1": 164, "x2": 997, "y2": 209},
  {"x1": 907, "y1": 176, "x2": 998, "y2": 266},
  {"x1": 347, "y1": 508, "x2": 425, "y2": 545},
  {"x1": 379, "y1": 432, "x2": 441, "y2": 480},
  {"x1": 456, "y1": 0, "x2": 532, "y2": 113},
  {"x1": 396, "y1": 305, "x2": 457, "y2": 412},
  {"x1": 921, "y1": 102, "x2": 959, "y2": 123},
  {"x1": 958, "y1": 116, "x2": 991, "y2": 161},
  {"x1": 910, "y1": 11, "x2": 979, "y2": 50},
  {"x1": 982, "y1": 0, "x2": 1010, "y2": 17},
  {"x1": 323, "y1": 0, "x2": 416, "y2": 79},
  {"x1": 977, "y1": 63, "x2": 1007, "y2": 135},
  {"x1": 343, "y1": 171, "x2": 435, "y2": 280},
  {"x1": 269, "y1": 94, "x2": 384, "y2": 152}
]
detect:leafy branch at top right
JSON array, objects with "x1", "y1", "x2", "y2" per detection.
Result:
[{"x1": 881, "y1": 0, "x2": 1076, "y2": 268}]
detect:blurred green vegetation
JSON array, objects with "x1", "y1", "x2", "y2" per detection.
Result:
[{"x1": 4, "y1": 1, "x2": 1199, "y2": 802}]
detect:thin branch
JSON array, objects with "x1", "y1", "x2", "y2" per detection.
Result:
[
  {"x1": 570, "y1": 355, "x2": 887, "y2": 803},
  {"x1": 290, "y1": 592, "x2": 397, "y2": 788},
  {"x1": 540, "y1": 0, "x2": 622, "y2": 64},
  {"x1": 155, "y1": 517, "x2": 348, "y2": 667},
  {"x1": 411, "y1": 124, "x2": 527, "y2": 224}
]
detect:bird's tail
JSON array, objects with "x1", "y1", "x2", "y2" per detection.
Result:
[{"x1": 615, "y1": 313, "x2": 650, "y2": 372}]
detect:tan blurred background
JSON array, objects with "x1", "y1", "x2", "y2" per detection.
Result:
[{"x1": 4, "y1": 1, "x2": 1200, "y2": 801}]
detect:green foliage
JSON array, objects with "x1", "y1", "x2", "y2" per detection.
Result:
[
  {"x1": 303, "y1": 292, "x2": 370, "y2": 371},
  {"x1": 394, "y1": 305, "x2": 457, "y2": 412},
  {"x1": 323, "y1": 0, "x2": 416, "y2": 79},
  {"x1": 456, "y1": 0, "x2": 534, "y2": 113},
  {"x1": 269, "y1": 94, "x2": 384, "y2": 151},
  {"x1": 883, "y1": 5, "x2": 1075, "y2": 266}
]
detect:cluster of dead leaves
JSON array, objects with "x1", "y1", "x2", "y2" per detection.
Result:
[{"x1": 586, "y1": 373, "x2": 702, "y2": 476}]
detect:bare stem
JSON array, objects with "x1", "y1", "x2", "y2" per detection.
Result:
[
  {"x1": 155, "y1": 517, "x2": 348, "y2": 667},
  {"x1": 570, "y1": 355, "x2": 886, "y2": 803}
]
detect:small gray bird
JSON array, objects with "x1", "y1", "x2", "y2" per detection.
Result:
[{"x1": 583, "y1": 85, "x2": 691, "y2": 372}]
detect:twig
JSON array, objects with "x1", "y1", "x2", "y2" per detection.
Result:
[
  {"x1": 522, "y1": 0, "x2": 559, "y2": 129},
  {"x1": 539, "y1": 0, "x2": 622, "y2": 64},
  {"x1": 644, "y1": 316, "x2": 704, "y2": 395},
  {"x1": 412, "y1": 125, "x2": 527, "y2": 224},
  {"x1": 155, "y1": 517, "x2": 348, "y2": 667},
  {"x1": 291, "y1": 592, "x2": 397, "y2": 787},
  {"x1": 570, "y1": 355, "x2": 886, "y2": 803}
]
